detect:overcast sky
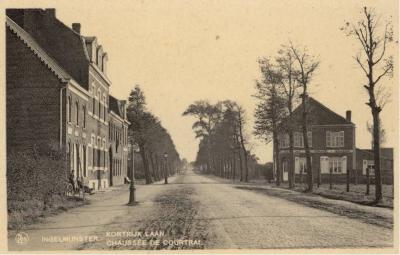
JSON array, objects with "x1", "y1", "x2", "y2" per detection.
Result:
[{"x1": 50, "y1": 0, "x2": 398, "y2": 163}]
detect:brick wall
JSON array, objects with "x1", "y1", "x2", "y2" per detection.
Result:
[{"x1": 6, "y1": 28, "x2": 62, "y2": 152}]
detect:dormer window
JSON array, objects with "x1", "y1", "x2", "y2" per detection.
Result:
[
  {"x1": 97, "y1": 46, "x2": 103, "y2": 70},
  {"x1": 102, "y1": 53, "x2": 108, "y2": 74}
]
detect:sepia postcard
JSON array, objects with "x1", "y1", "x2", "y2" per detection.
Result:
[{"x1": 0, "y1": 0, "x2": 399, "y2": 253}]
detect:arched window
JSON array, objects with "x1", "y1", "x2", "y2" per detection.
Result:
[
  {"x1": 67, "y1": 96, "x2": 72, "y2": 123},
  {"x1": 75, "y1": 101, "x2": 79, "y2": 125},
  {"x1": 83, "y1": 105, "x2": 86, "y2": 128}
]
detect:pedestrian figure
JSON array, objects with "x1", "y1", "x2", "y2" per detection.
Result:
[{"x1": 69, "y1": 170, "x2": 76, "y2": 192}]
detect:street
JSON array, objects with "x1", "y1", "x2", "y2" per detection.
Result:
[{"x1": 9, "y1": 169, "x2": 393, "y2": 251}]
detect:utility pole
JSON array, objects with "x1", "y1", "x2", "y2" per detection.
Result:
[
  {"x1": 128, "y1": 143, "x2": 138, "y2": 205},
  {"x1": 164, "y1": 152, "x2": 168, "y2": 184}
]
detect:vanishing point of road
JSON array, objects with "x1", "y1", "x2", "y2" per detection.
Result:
[{"x1": 9, "y1": 169, "x2": 393, "y2": 251}]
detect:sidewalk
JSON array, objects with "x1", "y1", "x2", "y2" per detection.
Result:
[{"x1": 8, "y1": 175, "x2": 179, "y2": 251}]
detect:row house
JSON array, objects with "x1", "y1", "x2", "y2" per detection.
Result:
[
  {"x1": 108, "y1": 96, "x2": 130, "y2": 186},
  {"x1": 278, "y1": 97, "x2": 356, "y2": 183},
  {"x1": 6, "y1": 9, "x2": 129, "y2": 190}
]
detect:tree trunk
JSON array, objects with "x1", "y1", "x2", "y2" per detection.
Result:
[
  {"x1": 238, "y1": 149, "x2": 243, "y2": 181},
  {"x1": 372, "y1": 110, "x2": 382, "y2": 202},
  {"x1": 244, "y1": 150, "x2": 249, "y2": 182},
  {"x1": 232, "y1": 154, "x2": 236, "y2": 180},
  {"x1": 302, "y1": 96, "x2": 313, "y2": 192},
  {"x1": 288, "y1": 131, "x2": 295, "y2": 188},
  {"x1": 139, "y1": 145, "x2": 152, "y2": 184},
  {"x1": 273, "y1": 134, "x2": 281, "y2": 186},
  {"x1": 366, "y1": 166, "x2": 370, "y2": 195}
]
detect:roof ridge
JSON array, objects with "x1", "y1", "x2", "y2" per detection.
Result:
[
  {"x1": 308, "y1": 97, "x2": 353, "y2": 125},
  {"x1": 6, "y1": 16, "x2": 72, "y2": 82}
]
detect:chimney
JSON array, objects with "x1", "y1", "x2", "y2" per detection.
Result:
[
  {"x1": 45, "y1": 8, "x2": 56, "y2": 17},
  {"x1": 346, "y1": 110, "x2": 351, "y2": 122},
  {"x1": 72, "y1": 23, "x2": 81, "y2": 34}
]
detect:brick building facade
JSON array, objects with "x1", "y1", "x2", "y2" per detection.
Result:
[
  {"x1": 6, "y1": 9, "x2": 129, "y2": 190},
  {"x1": 277, "y1": 97, "x2": 394, "y2": 185},
  {"x1": 278, "y1": 97, "x2": 356, "y2": 183}
]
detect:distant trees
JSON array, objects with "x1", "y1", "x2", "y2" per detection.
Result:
[
  {"x1": 184, "y1": 100, "x2": 255, "y2": 181},
  {"x1": 343, "y1": 7, "x2": 393, "y2": 203},
  {"x1": 182, "y1": 101, "x2": 221, "y2": 174},
  {"x1": 127, "y1": 85, "x2": 181, "y2": 184}
]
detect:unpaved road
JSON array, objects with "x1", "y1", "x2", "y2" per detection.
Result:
[{"x1": 9, "y1": 170, "x2": 393, "y2": 251}]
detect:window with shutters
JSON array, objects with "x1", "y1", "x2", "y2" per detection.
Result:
[
  {"x1": 295, "y1": 157, "x2": 312, "y2": 173},
  {"x1": 327, "y1": 156, "x2": 347, "y2": 174},
  {"x1": 326, "y1": 131, "x2": 344, "y2": 147}
]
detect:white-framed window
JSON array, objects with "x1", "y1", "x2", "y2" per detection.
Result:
[
  {"x1": 279, "y1": 134, "x2": 289, "y2": 148},
  {"x1": 326, "y1": 131, "x2": 344, "y2": 147},
  {"x1": 295, "y1": 157, "x2": 312, "y2": 174},
  {"x1": 294, "y1": 132, "x2": 312, "y2": 147},
  {"x1": 362, "y1": 160, "x2": 375, "y2": 175},
  {"x1": 329, "y1": 157, "x2": 342, "y2": 173},
  {"x1": 328, "y1": 156, "x2": 347, "y2": 174}
]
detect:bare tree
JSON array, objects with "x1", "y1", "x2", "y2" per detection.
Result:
[
  {"x1": 276, "y1": 46, "x2": 300, "y2": 188},
  {"x1": 290, "y1": 44, "x2": 319, "y2": 192},
  {"x1": 343, "y1": 7, "x2": 393, "y2": 202}
]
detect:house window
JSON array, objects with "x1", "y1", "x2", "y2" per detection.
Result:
[
  {"x1": 279, "y1": 134, "x2": 289, "y2": 148},
  {"x1": 362, "y1": 160, "x2": 375, "y2": 175},
  {"x1": 75, "y1": 102, "x2": 79, "y2": 126},
  {"x1": 92, "y1": 98, "x2": 96, "y2": 116},
  {"x1": 326, "y1": 131, "x2": 344, "y2": 147},
  {"x1": 295, "y1": 157, "x2": 311, "y2": 174},
  {"x1": 294, "y1": 132, "x2": 312, "y2": 147},
  {"x1": 103, "y1": 95, "x2": 107, "y2": 121},
  {"x1": 83, "y1": 105, "x2": 86, "y2": 128},
  {"x1": 67, "y1": 96, "x2": 72, "y2": 123},
  {"x1": 329, "y1": 157, "x2": 342, "y2": 173}
]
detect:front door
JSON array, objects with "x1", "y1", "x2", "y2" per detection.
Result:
[{"x1": 282, "y1": 160, "x2": 288, "y2": 181}]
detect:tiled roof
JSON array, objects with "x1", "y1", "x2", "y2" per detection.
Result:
[
  {"x1": 6, "y1": 16, "x2": 72, "y2": 83},
  {"x1": 290, "y1": 97, "x2": 354, "y2": 126}
]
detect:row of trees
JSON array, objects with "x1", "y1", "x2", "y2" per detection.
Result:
[
  {"x1": 127, "y1": 85, "x2": 182, "y2": 184},
  {"x1": 183, "y1": 100, "x2": 257, "y2": 182},
  {"x1": 254, "y1": 7, "x2": 393, "y2": 203}
]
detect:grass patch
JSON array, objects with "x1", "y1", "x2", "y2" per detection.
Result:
[
  {"x1": 8, "y1": 195, "x2": 89, "y2": 231},
  {"x1": 235, "y1": 185, "x2": 393, "y2": 229}
]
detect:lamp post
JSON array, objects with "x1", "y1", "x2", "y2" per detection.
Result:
[
  {"x1": 164, "y1": 152, "x2": 168, "y2": 184},
  {"x1": 128, "y1": 143, "x2": 138, "y2": 205}
]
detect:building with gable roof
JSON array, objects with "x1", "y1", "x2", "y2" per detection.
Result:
[
  {"x1": 278, "y1": 96, "x2": 394, "y2": 185},
  {"x1": 278, "y1": 97, "x2": 356, "y2": 183},
  {"x1": 6, "y1": 9, "x2": 129, "y2": 190}
]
